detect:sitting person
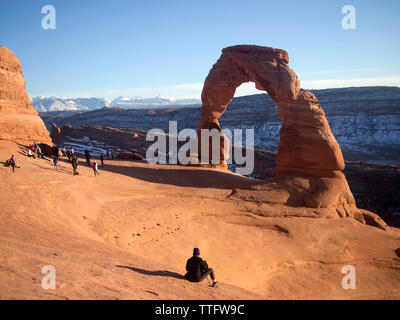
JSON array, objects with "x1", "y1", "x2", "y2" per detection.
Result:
[
  {"x1": 8, "y1": 155, "x2": 17, "y2": 172},
  {"x1": 27, "y1": 149, "x2": 35, "y2": 158},
  {"x1": 185, "y1": 248, "x2": 218, "y2": 287}
]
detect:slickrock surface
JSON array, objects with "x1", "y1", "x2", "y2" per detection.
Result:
[{"x1": 0, "y1": 142, "x2": 399, "y2": 299}]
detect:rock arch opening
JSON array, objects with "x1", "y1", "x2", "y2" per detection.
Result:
[{"x1": 216, "y1": 81, "x2": 280, "y2": 178}]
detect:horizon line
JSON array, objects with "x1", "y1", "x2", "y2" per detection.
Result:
[{"x1": 30, "y1": 82, "x2": 400, "y2": 101}]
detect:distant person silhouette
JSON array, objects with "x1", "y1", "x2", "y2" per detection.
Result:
[
  {"x1": 185, "y1": 248, "x2": 218, "y2": 287},
  {"x1": 9, "y1": 155, "x2": 16, "y2": 172},
  {"x1": 52, "y1": 145, "x2": 59, "y2": 158},
  {"x1": 72, "y1": 155, "x2": 78, "y2": 176},
  {"x1": 85, "y1": 150, "x2": 91, "y2": 165},
  {"x1": 34, "y1": 142, "x2": 38, "y2": 157},
  {"x1": 37, "y1": 145, "x2": 44, "y2": 159},
  {"x1": 92, "y1": 161, "x2": 99, "y2": 176},
  {"x1": 53, "y1": 156, "x2": 59, "y2": 170}
]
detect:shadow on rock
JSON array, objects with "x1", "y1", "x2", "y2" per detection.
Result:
[{"x1": 116, "y1": 265, "x2": 185, "y2": 280}]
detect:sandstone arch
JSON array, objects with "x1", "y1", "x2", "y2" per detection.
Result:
[
  {"x1": 197, "y1": 45, "x2": 386, "y2": 227},
  {"x1": 198, "y1": 45, "x2": 343, "y2": 174}
]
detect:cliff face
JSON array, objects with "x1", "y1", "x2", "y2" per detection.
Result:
[{"x1": 0, "y1": 46, "x2": 51, "y2": 144}]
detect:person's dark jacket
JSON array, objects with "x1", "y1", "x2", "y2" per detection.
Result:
[
  {"x1": 52, "y1": 146, "x2": 59, "y2": 157},
  {"x1": 185, "y1": 256, "x2": 209, "y2": 282},
  {"x1": 72, "y1": 158, "x2": 78, "y2": 169}
]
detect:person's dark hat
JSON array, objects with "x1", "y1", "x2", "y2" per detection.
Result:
[{"x1": 193, "y1": 248, "x2": 200, "y2": 256}]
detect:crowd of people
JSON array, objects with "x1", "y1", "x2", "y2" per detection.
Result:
[
  {"x1": 27, "y1": 142, "x2": 45, "y2": 159},
  {"x1": 4, "y1": 142, "x2": 115, "y2": 177},
  {"x1": 5, "y1": 142, "x2": 145, "y2": 179},
  {"x1": 60, "y1": 147, "x2": 104, "y2": 176}
]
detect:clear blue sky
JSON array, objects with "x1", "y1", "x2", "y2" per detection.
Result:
[{"x1": 1, "y1": 0, "x2": 399, "y2": 99}]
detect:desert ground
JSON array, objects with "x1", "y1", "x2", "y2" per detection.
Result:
[{"x1": 0, "y1": 140, "x2": 399, "y2": 300}]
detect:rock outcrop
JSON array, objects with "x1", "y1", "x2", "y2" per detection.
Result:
[
  {"x1": 198, "y1": 45, "x2": 385, "y2": 227},
  {"x1": 0, "y1": 46, "x2": 51, "y2": 144},
  {"x1": 51, "y1": 123, "x2": 62, "y2": 145},
  {"x1": 116, "y1": 151, "x2": 144, "y2": 161}
]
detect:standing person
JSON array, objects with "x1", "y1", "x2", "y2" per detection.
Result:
[
  {"x1": 72, "y1": 155, "x2": 78, "y2": 176},
  {"x1": 185, "y1": 248, "x2": 218, "y2": 287},
  {"x1": 66, "y1": 149, "x2": 71, "y2": 162},
  {"x1": 100, "y1": 154, "x2": 104, "y2": 166},
  {"x1": 52, "y1": 145, "x2": 59, "y2": 158},
  {"x1": 34, "y1": 142, "x2": 38, "y2": 157},
  {"x1": 70, "y1": 147, "x2": 74, "y2": 157},
  {"x1": 62, "y1": 146, "x2": 66, "y2": 156},
  {"x1": 9, "y1": 155, "x2": 16, "y2": 173},
  {"x1": 53, "y1": 156, "x2": 59, "y2": 170},
  {"x1": 85, "y1": 150, "x2": 91, "y2": 165},
  {"x1": 37, "y1": 145, "x2": 43, "y2": 159},
  {"x1": 92, "y1": 161, "x2": 99, "y2": 176}
]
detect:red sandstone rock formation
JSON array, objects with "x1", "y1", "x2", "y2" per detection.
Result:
[
  {"x1": 198, "y1": 45, "x2": 385, "y2": 228},
  {"x1": 0, "y1": 46, "x2": 52, "y2": 144},
  {"x1": 117, "y1": 151, "x2": 144, "y2": 161},
  {"x1": 51, "y1": 123, "x2": 62, "y2": 145}
]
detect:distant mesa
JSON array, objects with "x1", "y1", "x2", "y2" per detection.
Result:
[
  {"x1": 0, "y1": 46, "x2": 52, "y2": 144},
  {"x1": 197, "y1": 44, "x2": 386, "y2": 229}
]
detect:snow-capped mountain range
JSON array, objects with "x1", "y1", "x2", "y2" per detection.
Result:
[{"x1": 32, "y1": 95, "x2": 201, "y2": 112}]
